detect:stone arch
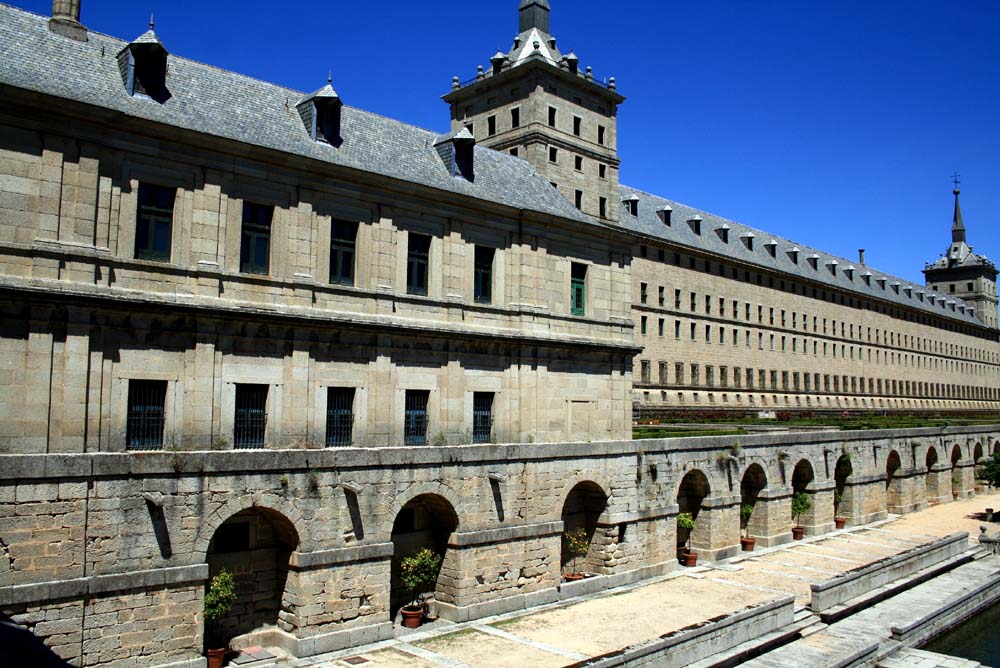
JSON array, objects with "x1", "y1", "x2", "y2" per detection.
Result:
[
  {"x1": 382, "y1": 481, "x2": 464, "y2": 540},
  {"x1": 791, "y1": 459, "x2": 815, "y2": 493},
  {"x1": 885, "y1": 450, "x2": 903, "y2": 512},
  {"x1": 740, "y1": 464, "x2": 767, "y2": 540},
  {"x1": 924, "y1": 446, "x2": 945, "y2": 505},
  {"x1": 555, "y1": 471, "x2": 614, "y2": 519},
  {"x1": 195, "y1": 494, "x2": 307, "y2": 559},
  {"x1": 834, "y1": 454, "x2": 853, "y2": 521},
  {"x1": 951, "y1": 444, "x2": 964, "y2": 499},
  {"x1": 676, "y1": 469, "x2": 711, "y2": 556},
  {"x1": 204, "y1": 506, "x2": 301, "y2": 649},
  {"x1": 390, "y1": 493, "x2": 459, "y2": 617},
  {"x1": 560, "y1": 481, "x2": 610, "y2": 575},
  {"x1": 974, "y1": 442, "x2": 985, "y2": 464}
]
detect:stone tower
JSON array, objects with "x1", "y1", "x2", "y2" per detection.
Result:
[
  {"x1": 443, "y1": 0, "x2": 625, "y2": 223},
  {"x1": 923, "y1": 187, "x2": 999, "y2": 329}
]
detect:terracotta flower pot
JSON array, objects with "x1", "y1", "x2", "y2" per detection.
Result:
[
  {"x1": 791, "y1": 527, "x2": 805, "y2": 540},
  {"x1": 740, "y1": 537, "x2": 755, "y2": 552},
  {"x1": 834, "y1": 517, "x2": 847, "y2": 529},
  {"x1": 400, "y1": 605, "x2": 424, "y2": 628},
  {"x1": 681, "y1": 550, "x2": 699, "y2": 567},
  {"x1": 563, "y1": 573, "x2": 585, "y2": 582},
  {"x1": 206, "y1": 648, "x2": 226, "y2": 668}
]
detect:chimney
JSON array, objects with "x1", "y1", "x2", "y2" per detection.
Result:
[
  {"x1": 858, "y1": 248, "x2": 866, "y2": 266},
  {"x1": 50, "y1": 0, "x2": 87, "y2": 41}
]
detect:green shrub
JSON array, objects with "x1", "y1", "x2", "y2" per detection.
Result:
[
  {"x1": 400, "y1": 548, "x2": 442, "y2": 607},
  {"x1": 791, "y1": 492, "x2": 811, "y2": 527},
  {"x1": 564, "y1": 526, "x2": 590, "y2": 574},
  {"x1": 740, "y1": 504, "x2": 754, "y2": 536},
  {"x1": 204, "y1": 569, "x2": 238, "y2": 622}
]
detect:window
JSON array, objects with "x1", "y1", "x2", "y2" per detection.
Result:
[
  {"x1": 511, "y1": 107, "x2": 520, "y2": 128},
  {"x1": 658, "y1": 286, "x2": 665, "y2": 306},
  {"x1": 474, "y1": 245, "x2": 495, "y2": 304},
  {"x1": 126, "y1": 380, "x2": 167, "y2": 450},
  {"x1": 570, "y1": 263, "x2": 587, "y2": 315},
  {"x1": 509, "y1": 147, "x2": 519, "y2": 157},
  {"x1": 641, "y1": 316, "x2": 648, "y2": 335},
  {"x1": 574, "y1": 155, "x2": 583, "y2": 171},
  {"x1": 487, "y1": 115, "x2": 496, "y2": 136},
  {"x1": 329, "y1": 219, "x2": 357, "y2": 286},
  {"x1": 675, "y1": 289, "x2": 681, "y2": 309},
  {"x1": 548, "y1": 106, "x2": 557, "y2": 127},
  {"x1": 597, "y1": 125, "x2": 606, "y2": 144},
  {"x1": 658, "y1": 318, "x2": 665, "y2": 336},
  {"x1": 234, "y1": 384, "x2": 268, "y2": 449},
  {"x1": 641, "y1": 360, "x2": 651, "y2": 382},
  {"x1": 599, "y1": 164, "x2": 607, "y2": 179},
  {"x1": 674, "y1": 320, "x2": 681, "y2": 338},
  {"x1": 326, "y1": 388, "x2": 354, "y2": 447},
  {"x1": 465, "y1": 122, "x2": 474, "y2": 135},
  {"x1": 134, "y1": 183, "x2": 174, "y2": 261},
  {"x1": 472, "y1": 392, "x2": 494, "y2": 444},
  {"x1": 599, "y1": 197, "x2": 607, "y2": 218},
  {"x1": 549, "y1": 147, "x2": 558, "y2": 163},
  {"x1": 407, "y1": 233, "x2": 431, "y2": 296},
  {"x1": 404, "y1": 390, "x2": 430, "y2": 446},
  {"x1": 574, "y1": 189, "x2": 583, "y2": 209},
  {"x1": 640, "y1": 282, "x2": 648, "y2": 304},
  {"x1": 675, "y1": 362, "x2": 684, "y2": 384},
  {"x1": 573, "y1": 116, "x2": 582, "y2": 136},
  {"x1": 240, "y1": 202, "x2": 273, "y2": 275}
]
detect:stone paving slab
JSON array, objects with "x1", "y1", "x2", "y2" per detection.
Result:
[{"x1": 879, "y1": 647, "x2": 987, "y2": 668}]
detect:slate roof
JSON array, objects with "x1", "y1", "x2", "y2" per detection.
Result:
[
  {"x1": 616, "y1": 185, "x2": 985, "y2": 326},
  {"x1": 0, "y1": 3, "x2": 590, "y2": 226}
]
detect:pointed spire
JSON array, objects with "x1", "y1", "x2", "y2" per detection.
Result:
[
  {"x1": 519, "y1": 0, "x2": 551, "y2": 34},
  {"x1": 149, "y1": 13, "x2": 155, "y2": 30},
  {"x1": 952, "y1": 173, "x2": 965, "y2": 244}
]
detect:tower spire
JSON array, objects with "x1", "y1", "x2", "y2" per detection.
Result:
[
  {"x1": 519, "y1": 0, "x2": 551, "y2": 34},
  {"x1": 951, "y1": 172, "x2": 965, "y2": 243}
]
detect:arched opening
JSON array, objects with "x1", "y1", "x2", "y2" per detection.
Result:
[
  {"x1": 677, "y1": 469, "x2": 711, "y2": 557},
  {"x1": 390, "y1": 494, "x2": 459, "y2": 617},
  {"x1": 205, "y1": 508, "x2": 299, "y2": 648},
  {"x1": 886, "y1": 450, "x2": 902, "y2": 511},
  {"x1": 834, "y1": 455, "x2": 852, "y2": 520},
  {"x1": 740, "y1": 464, "x2": 767, "y2": 539},
  {"x1": 974, "y1": 443, "x2": 984, "y2": 465},
  {"x1": 791, "y1": 459, "x2": 815, "y2": 532},
  {"x1": 925, "y1": 446, "x2": 941, "y2": 505},
  {"x1": 560, "y1": 481, "x2": 609, "y2": 575},
  {"x1": 951, "y1": 444, "x2": 963, "y2": 499}
]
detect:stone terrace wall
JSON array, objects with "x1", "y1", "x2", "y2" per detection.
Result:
[{"x1": 0, "y1": 425, "x2": 997, "y2": 667}]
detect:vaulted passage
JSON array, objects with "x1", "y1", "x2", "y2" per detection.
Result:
[
  {"x1": 560, "y1": 481, "x2": 609, "y2": 574},
  {"x1": 834, "y1": 454, "x2": 852, "y2": 521},
  {"x1": 677, "y1": 469, "x2": 711, "y2": 556},
  {"x1": 390, "y1": 494, "x2": 459, "y2": 617},
  {"x1": 740, "y1": 464, "x2": 767, "y2": 540}
]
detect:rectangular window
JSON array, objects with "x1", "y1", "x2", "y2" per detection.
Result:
[
  {"x1": 599, "y1": 164, "x2": 607, "y2": 179},
  {"x1": 548, "y1": 106, "x2": 557, "y2": 127},
  {"x1": 404, "y1": 390, "x2": 430, "y2": 446},
  {"x1": 126, "y1": 380, "x2": 167, "y2": 450},
  {"x1": 674, "y1": 320, "x2": 681, "y2": 338},
  {"x1": 599, "y1": 197, "x2": 607, "y2": 218},
  {"x1": 240, "y1": 202, "x2": 273, "y2": 275},
  {"x1": 658, "y1": 286, "x2": 665, "y2": 306},
  {"x1": 472, "y1": 392, "x2": 494, "y2": 444},
  {"x1": 511, "y1": 107, "x2": 520, "y2": 128},
  {"x1": 574, "y1": 155, "x2": 583, "y2": 171},
  {"x1": 329, "y1": 219, "x2": 358, "y2": 286},
  {"x1": 641, "y1": 360, "x2": 651, "y2": 383},
  {"x1": 487, "y1": 115, "x2": 497, "y2": 136},
  {"x1": 675, "y1": 362, "x2": 684, "y2": 384},
  {"x1": 640, "y1": 282, "x2": 648, "y2": 304},
  {"x1": 474, "y1": 245, "x2": 495, "y2": 304},
  {"x1": 574, "y1": 189, "x2": 583, "y2": 209},
  {"x1": 641, "y1": 316, "x2": 648, "y2": 335},
  {"x1": 658, "y1": 318, "x2": 665, "y2": 337},
  {"x1": 509, "y1": 147, "x2": 519, "y2": 157},
  {"x1": 407, "y1": 233, "x2": 431, "y2": 296},
  {"x1": 234, "y1": 384, "x2": 268, "y2": 449},
  {"x1": 597, "y1": 125, "x2": 606, "y2": 145},
  {"x1": 549, "y1": 146, "x2": 558, "y2": 163},
  {"x1": 325, "y1": 387, "x2": 354, "y2": 447},
  {"x1": 134, "y1": 183, "x2": 175, "y2": 262},
  {"x1": 570, "y1": 262, "x2": 587, "y2": 315},
  {"x1": 573, "y1": 116, "x2": 582, "y2": 136}
]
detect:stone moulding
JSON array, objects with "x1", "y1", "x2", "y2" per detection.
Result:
[
  {"x1": 288, "y1": 542, "x2": 393, "y2": 569},
  {"x1": 448, "y1": 520, "x2": 563, "y2": 547},
  {"x1": 0, "y1": 564, "x2": 208, "y2": 607}
]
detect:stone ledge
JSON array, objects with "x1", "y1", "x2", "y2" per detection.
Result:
[
  {"x1": 598, "y1": 504, "x2": 678, "y2": 526},
  {"x1": 289, "y1": 542, "x2": 393, "y2": 569},
  {"x1": 449, "y1": 521, "x2": 563, "y2": 547},
  {"x1": 0, "y1": 564, "x2": 208, "y2": 607}
]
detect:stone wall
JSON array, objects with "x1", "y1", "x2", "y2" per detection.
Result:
[{"x1": 1, "y1": 425, "x2": 997, "y2": 666}]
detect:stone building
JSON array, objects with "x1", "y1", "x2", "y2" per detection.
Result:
[{"x1": 0, "y1": 2, "x2": 998, "y2": 668}]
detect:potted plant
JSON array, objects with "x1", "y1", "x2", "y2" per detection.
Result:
[
  {"x1": 834, "y1": 490, "x2": 847, "y2": 529},
  {"x1": 791, "y1": 492, "x2": 810, "y2": 540},
  {"x1": 952, "y1": 471, "x2": 961, "y2": 499},
  {"x1": 562, "y1": 526, "x2": 590, "y2": 581},
  {"x1": 399, "y1": 548, "x2": 442, "y2": 628},
  {"x1": 740, "y1": 504, "x2": 756, "y2": 551},
  {"x1": 204, "y1": 569, "x2": 238, "y2": 668},
  {"x1": 677, "y1": 512, "x2": 698, "y2": 566}
]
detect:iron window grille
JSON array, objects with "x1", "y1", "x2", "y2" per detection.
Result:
[
  {"x1": 234, "y1": 384, "x2": 268, "y2": 449},
  {"x1": 472, "y1": 392, "x2": 494, "y2": 444},
  {"x1": 404, "y1": 390, "x2": 429, "y2": 446},
  {"x1": 407, "y1": 234, "x2": 431, "y2": 296},
  {"x1": 570, "y1": 263, "x2": 587, "y2": 315},
  {"x1": 134, "y1": 183, "x2": 175, "y2": 261},
  {"x1": 326, "y1": 387, "x2": 354, "y2": 447},
  {"x1": 240, "y1": 202, "x2": 273, "y2": 274},
  {"x1": 329, "y1": 219, "x2": 357, "y2": 286},
  {"x1": 126, "y1": 380, "x2": 167, "y2": 450},
  {"x1": 474, "y1": 246, "x2": 494, "y2": 304}
]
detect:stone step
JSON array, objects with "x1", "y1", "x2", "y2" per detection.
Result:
[{"x1": 684, "y1": 612, "x2": 825, "y2": 668}]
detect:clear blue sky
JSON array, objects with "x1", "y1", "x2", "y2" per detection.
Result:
[{"x1": 14, "y1": 0, "x2": 1000, "y2": 284}]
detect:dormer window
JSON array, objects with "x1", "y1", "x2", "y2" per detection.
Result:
[
  {"x1": 876, "y1": 277, "x2": 887, "y2": 289},
  {"x1": 656, "y1": 206, "x2": 672, "y2": 226},
  {"x1": 826, "y1": 260, "x2": 838, "y2": 276},
  {"x1": 296, "y1": 78, "x2": 344, "y2": 146},
  {"x1": 890, "y1": 281, "x2": 900, "y2": 294},
  {"x1": 432, "y1": 128, "x2": 475, "y2": 182},
  {"x1": 623, "y1": 194, "x2": 639, "y2": 217},
  {"x1": 916, "y1": 291, "x2": 924, "y2": 302},
  {"x1": 716, "y1": 224, "x2": 730, "y2": 243},
  {"x1": 764, "y1": 240, "x2": 777, "y2": 257},
  {"x1": 903, "y1": 286, "x2": 912, "y2": 298},
  {"x1": 807, "y1": 254, "x2": 819, "y2": 270},
  {"x1": 117, "y1": 25, "x2": 170, "y2": 102},
  {"x1": 862, "y1": 271, "x2": 872, "y2": 286},
  {"x1": 787, "y1": 247, "x2": 800, "y2": 264},
  {"x1": 687, "y1": 216, "x2": 702, "y2": 235},
  {"x1": 844, "y1": 266, "x2": 855, "y2": 280},
  {"x1": 740, "y1": 233, "x2": 754, "y2": 251}
]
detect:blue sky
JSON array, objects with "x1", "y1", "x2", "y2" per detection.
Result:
[{"x1": 14, "y1": 0, "x2": 999, "y2": 284}]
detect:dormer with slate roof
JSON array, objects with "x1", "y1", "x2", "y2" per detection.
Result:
[
  {"x1": 443, "y1": 1, "x2": 624, "y2": 223},
  {"x1": 296, "y1": 76, "x2": 343, "y2": 147},
  {"x1": 434, "y1": 128, "x2": 476, "y2": 182},
  {"x1": 117, "y1": 18, "x2": 169, "y2": 103}
]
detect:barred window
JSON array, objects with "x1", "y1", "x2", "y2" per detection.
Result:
[
  {"x1": 472, "y1": 392, "x2": 494, "y2": 444},
  {"x1": 326, "y1": 387, "x2": 354, "y2": 447},
  {"x1": 134, "y1": 183, "x2": 175, "y2": 262},
  {"x1": 234, "y1": 384, "x2": 268, "y2": 449},
  {"x1": 404, "y1": 390, "x2": 429, "y2": 446},
  {"x1": 126, "y1": 380, "x2": 166, "y2": 450}
]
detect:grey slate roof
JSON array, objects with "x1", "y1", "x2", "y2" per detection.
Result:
[
  {"x1": 0, "y1": 3, "x2": 590, "y2": 226},
  {"x1": 616, "y1": 185, "x2": 985, "y2": 326}
]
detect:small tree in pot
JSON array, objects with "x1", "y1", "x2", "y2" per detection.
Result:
[
  {"x1": 563, "y1": 526, "x2": 591, "y2": 581},
  {"x1": 834, "y1": 490, "x2": 847, "y2": 529},
  {"x1": 677, "y1": 512, "x2": 698, "y2": 566},
  {"x1": 204, "y1": 569, "x2": 238, "y2": 668},
  {"x1": 399, "y1": 548, "x2": 442, "y2": 628},
  {"x1": 740, "y1": 504, "x2": 756, "y2": 551},
  {"x1": 791, "y1": 492, "x2": 811, "y2": 540}
]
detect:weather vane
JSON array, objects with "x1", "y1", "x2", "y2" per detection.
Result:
[{"x1": 951, "y1": 171, "x2": 961, "y2": 191}]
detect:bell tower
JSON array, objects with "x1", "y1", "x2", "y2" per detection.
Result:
[{"x1": 443, "y1": 1, "x2": 625, "y2": 223}]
